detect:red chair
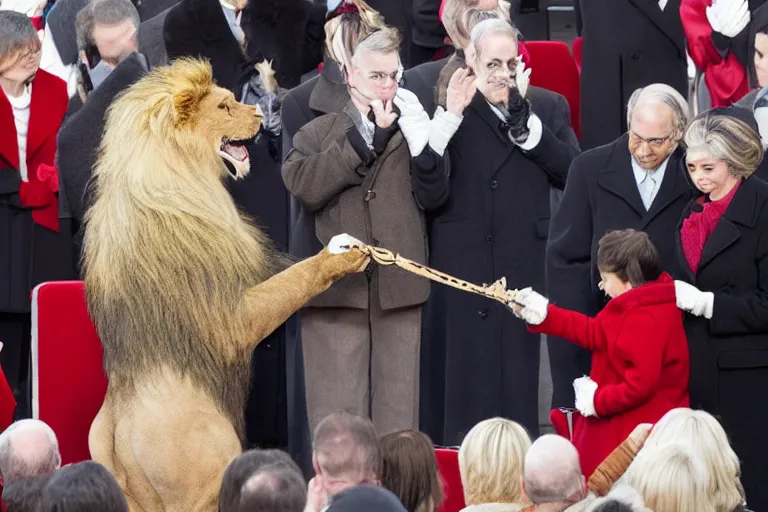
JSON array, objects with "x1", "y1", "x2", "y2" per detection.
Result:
[
  {"x1": 31, "y1": 281, "x2": 107, "y2": 466},
  {"x1": 572, "y1": 36, "x2": 583, "y2": 74},
  {"x1": 435, "y1": 448, "x2": 465, "y2": 512},
  {"x1": 524, "y1": 40, "x2": 581, "y2": 140}
]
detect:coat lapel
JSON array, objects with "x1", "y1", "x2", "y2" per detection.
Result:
[
  {"x1": 628, "y1": 0, "x2": 684, "y2": 56},
  {"x1": 467, "y1": 91, "x2": 514, "y2": 176},
  {"x1": 26, "y1": 76, "x2": 61, "y2": 166},
  {"x1": 0, "y1": 90, "x2": 19, "y2": 169},
  {"x1": 597, "y1": 135, "x2": 646, "y2": 216},
  {"x1": 698, "y1": 178, "x2": 760, "y2": 272},
  {"x1": 639, "y1": 149, "x2": 691, "y2": 228},
  {"x1": 309, "y1": 64, "x2": 349, "y2": 116}
]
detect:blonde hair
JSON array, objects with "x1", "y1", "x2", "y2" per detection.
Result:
[
  {"x1": 684, "y1": 113, "x2": 764, "y2": 179},
  {"x1": 624, "y1": 444, "x2": 716, "y2": 512},
  {"x1": 442, "y1": 0, "x2": 511, "y2": 49},
  {"x1": 642, "y1": 408, "x2": 745, "y2": 512},
  {"x1": 323, "y1": 0, "x2": 385, "y2": 70},
  {"x1": 458, "y1": 418, "x2": 531, "y2": 506}
]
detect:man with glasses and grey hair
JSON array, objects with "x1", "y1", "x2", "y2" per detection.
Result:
[{"x1": 546, "y1": 83, "x2": 695, "y2": 412}]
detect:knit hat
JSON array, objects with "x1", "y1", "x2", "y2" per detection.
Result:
[{"x1": 327, "y1": 486, "x2": 407, "y2": 512}]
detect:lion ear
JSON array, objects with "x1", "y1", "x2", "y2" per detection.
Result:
[{"x1": 172, "y1": 88, "x2": 201, "y2": 126}]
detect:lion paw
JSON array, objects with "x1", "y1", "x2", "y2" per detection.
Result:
[{"x1": 328, "y1": 233, "x2": 365, "y2": 254}]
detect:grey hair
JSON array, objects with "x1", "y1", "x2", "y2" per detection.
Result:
[
  {"x1": 312, "y1": 411, "x2": 381, "y2": 481},
  {"x1": 469, "y1": 18, "x2": 519, "y2": 56},
  {"x1": 0, "y1": 419, "x2": 61, "y2": 482},
  {"x1": 351, "y1": 26, "x2": 401, "y2": 66},
  {"x1": 75, "y1": 0, "x2": 140, "y2": 51},
  {"x1": 684, "y1": 112, "x2": 764, "y2": 179},
  {"x1": 627, "y1": 84, "x2": 690, "y2": 142},
  {"x1": 0, "y1": 10, "x2": 40, "y2": 73},
  {"x1": 523, "y1": 436, "x2": 584, "y2": 505}
]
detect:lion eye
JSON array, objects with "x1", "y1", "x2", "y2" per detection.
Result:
[{"x1": 218, "y1": 103, "x2": 226, "y2": 109}]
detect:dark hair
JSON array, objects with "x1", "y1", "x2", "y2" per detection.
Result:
[
  {"x1": 313, "y1": 411, "x2": 381, "y2": 481},
  {"x1": 39, "y1": 461, "x2": 129, "y2": 512},
  {"x1": 218, "y1": 449, "x2": 306, "y2": 512},
  {"x1": 591, "y1": 499, "x2": 635, "y2": 512},
  {"x1": 0, "y1": 11, "x2": 40, "y2": 74},
  {"x1": 380, "y1": 430, "x2": 443, "y2": 512},
  {"x1": 596, "y1": 229, "x2": 662, "y2": 287},
  {"x1": 2, "y1": 475, "x2": 50, "y2": 512}
]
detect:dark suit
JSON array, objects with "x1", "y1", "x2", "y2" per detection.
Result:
[
  {"x1": 546, "y1": 137, "x2": 694, "y2": 408},
  {"x1": 580, "y1": 1, "x2": 688, "y2": 150},
  {"x1": 415, "y1": 87, "x2": 580, "y2": 445},
  {"x1": 676, "y1": 176, "x2": 768, "y2": 512}
]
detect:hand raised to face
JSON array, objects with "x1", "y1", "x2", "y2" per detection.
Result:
[{"x1": 446, "y1": 68, "x2": 477, "y2": 117}]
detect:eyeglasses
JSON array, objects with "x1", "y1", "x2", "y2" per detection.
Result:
[{"x1": 629, "y1": 130, "x2": 672, "y2": 148}]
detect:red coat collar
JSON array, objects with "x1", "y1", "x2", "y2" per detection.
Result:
[{"x1": 604, "y1": 272, "x2": 677, "y2": 314}]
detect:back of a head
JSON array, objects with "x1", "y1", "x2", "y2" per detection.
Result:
[
  {"x1": 459, "y1": 418, "x2": 531, "y2": 505},
  {"x1": 2, "y1": 475, "x2": 51, "y2": 512},
  {"x1": 313, "y1": 411, "x2": 381, "y2": 484},
  {"x1": 523, "y1": 434, "x2": 584, "y2": 506},
  {"x1": 624, "y1": 444, "x2": 716, "y2": 512},
  {"x1": 39, "y1": 461, "x2": 129, "y2": 512},
  {"x1": 0, "y1": 420, "x2": 61, "y2": 482},
  {"x1": 380, "y1": 430, "x2": 443, "y2": 512},
  {"x1": 218, "y1": 449, "x2": 306, "y2": 512},
  {"x1": 596, "y1": 229, "x2": 663, "y2": 287},
  {"x1": 327, "y1": 485, "x2": 407, "y2": 512}
]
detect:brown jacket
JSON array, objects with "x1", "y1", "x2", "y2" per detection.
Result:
[{"x1": 282, "y1": 109, "x2": 432, "y2": 311}]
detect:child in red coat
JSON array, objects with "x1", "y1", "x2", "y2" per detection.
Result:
[{"x1": 510, "y1": 229, "x2": 690, "y2": 478}]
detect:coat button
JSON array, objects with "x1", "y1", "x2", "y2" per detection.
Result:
[
  {"x1": 478, "y1": 308, "x2": 490, "y2": 319},
  {"x1": 631, "y1": 52, "x2": 641, "y2": 60},
  {"x1": 490, "y1": 180, "x2": 498, "y2": 190},
  {"x1": 486, "y1": 235, "x2": 493, "y2": 243}
]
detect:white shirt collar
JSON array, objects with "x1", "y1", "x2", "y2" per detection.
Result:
[{"x1": 631, "y1": 154, "x2": 670, "y2": 185}]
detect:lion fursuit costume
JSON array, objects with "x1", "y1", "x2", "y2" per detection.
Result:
[{"x1": 82, "y1": 58, "x2": 369, "y2": 512}]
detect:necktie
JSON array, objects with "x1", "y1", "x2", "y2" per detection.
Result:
[{"x1": 640, "y1": 171, "x2": 657, "y2": 210}]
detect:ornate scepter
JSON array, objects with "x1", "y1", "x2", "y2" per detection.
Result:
[{"x1": 344, "y1": 243, "x2": 524, "y2": 307}]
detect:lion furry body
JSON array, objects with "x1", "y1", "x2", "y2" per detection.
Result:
[{"x1": 83, "y1": 60, "x2": 275, "y2": 439}]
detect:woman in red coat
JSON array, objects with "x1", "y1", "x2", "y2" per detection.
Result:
[
  {"x1": 510, "y1": 229, "x2": 690, "y2": 478},
  {"x1": 0, "y1": 11, "x2": 67, "y2": 405}
]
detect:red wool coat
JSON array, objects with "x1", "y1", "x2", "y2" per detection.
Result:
[{"x1": 530, "y1": 273, "x2": 690, "y2": 477}]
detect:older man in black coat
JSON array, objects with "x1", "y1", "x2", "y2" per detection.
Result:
[
  {"x1": 580, "y1": 0, "x2": 688, "y2": 151},
  {"x1": 546, "y1": 84, "x2": 695, "y2": 410},
  {"x1": 413, "y1": 18, "x2": 579, "y2": 444}
]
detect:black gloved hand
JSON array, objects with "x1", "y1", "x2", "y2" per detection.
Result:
[{"x1": 500, "y1": 86, "x2": 532, "y2": 145}]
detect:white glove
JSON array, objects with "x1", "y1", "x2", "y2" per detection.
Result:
[
  {"x1": 394, "y1": 87, "x2": 431, "y2": 156},
  {"x1": 515, "y1": 56, "x2": 531, "y2": 99},
  {"x1": 327, "y1": 233, "x2": 365, "y2": 254},
  {"x1": 674, "y1": 280, "x2": 714, "y2": 319},
  {"x1": 573, "y1": 376, "x2": 598, "y2": 417},
  {"x1": 707, "y1": 0, "x2": 750, "y2": 38},
  {"x1": 511, "y1": 287, "x2": 549, "y2": 325},
  {"x1": 428, "y1": 106, "x2": 463, "y2": 157}
]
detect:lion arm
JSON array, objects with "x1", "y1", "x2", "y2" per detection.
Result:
[{"x1": 241, "y1": 247, "x2": 368, "y2": 346}]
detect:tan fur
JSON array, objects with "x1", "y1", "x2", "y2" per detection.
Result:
[{"x1": 84, "y1": 58, "x2": 369, "y2": 512}]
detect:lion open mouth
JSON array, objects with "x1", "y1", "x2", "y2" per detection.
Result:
[{"x1": 218, "y1": 138, "x2": 251, "y2": 178}]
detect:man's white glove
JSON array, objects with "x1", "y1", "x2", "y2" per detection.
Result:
[
  {"x1": 573, "y1": 376, "x2": 598, "y2": 417},
  {"x1": 707, "y1": 0, "x2": 750, "y2": 38},
  {"x1": 674, "y1": 280, "x2": 714, "y2": 319},
  {"x1": 428, "y1": 106, "x2": 463, "y2": 157},
  {"x1": 515, "y1": 55, "x2": 531, "y2": 99},
  {"x1": 511, "y1": 287, "x2": 549, "y2": 325},
  {"x1": 394, "y1": 87, "x2": 431, "y2": 156},
  {"x1": 327, "y1": 233, "x2": 365, "y2": 254}
]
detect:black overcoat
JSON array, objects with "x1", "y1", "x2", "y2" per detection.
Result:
[
  {"x1": 580, "y1": 0, "x2": 688, "y2": 150},
  {"x1": 546, "y1": 137, "x2": 694, "y2": 409},
  {"x1": 414, "y1": 87, "x2": 579, "y2": 444},
  {"x1": 163, "y1": 0, "x2": 290, "y2": 448},
  {"x1": 675, "y1": 176, "x2": 768, "y2": 512}
]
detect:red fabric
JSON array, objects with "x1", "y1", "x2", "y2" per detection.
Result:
[
  {"x1": 30, "y1": 16, "x2": 44, "y2": 31},
  {"x1": 523, "y1": 41, "x2": 580, "y2": 138},
  {"x1": 681, "y1": 181, "x2": 741, "y2": 272},
  {"x1": 572, "y1": 36, "x2": 583, "y2": 74},
  {"x1": 435, "y1": 448, "x2": 465, "y2": 512},
  {"x1": 439, "y1": 0, "x2": 446, "y2": 22},
  {"x1": 0, "y1": 69, "x2": 67, "y2": 232},
  {"x1": 32, "y1": 281, "x2": 108, "y2": 466},
  {"x1": 530, "y1": 273, "x2": 690, "y2": 477},
  {"x1": 0, "y1": 365, "x2": 16, "y2": 431},
  {"x1": 680, "y1": 0, "x2": 750, "y2": 107}
]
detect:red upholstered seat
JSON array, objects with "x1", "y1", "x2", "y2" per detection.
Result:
[
  {"x1": 0, "y1": 365, "x2": 16, "y2": 431},
  {"x1": 435, "y1": 448, "x2": 465, "y2": 512},
  {"x1": 572, "y1": 36, "x2": 583, "y2": 74},
  {"x1": 31, "y1": 281, "x2": 107, "y2": 466},
  {"x1": 524, "y1": 40, "x2": 581, "y2": 139}
]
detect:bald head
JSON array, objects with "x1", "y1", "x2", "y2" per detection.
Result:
[
  {"x1": 0, "y1": 420, "x2": 61, "y2": 482},
  {"x1": 523, "y1": 435, "x2": 584, "y2": 505}
]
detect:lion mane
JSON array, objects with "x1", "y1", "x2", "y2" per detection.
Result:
[{"x1": 82, "y1": 59, "x2": 275, "y2": 440}]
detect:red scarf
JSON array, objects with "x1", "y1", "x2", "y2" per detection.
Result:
[{"x1": 681, "y1": 180, "x2": 741, "y2": 273}]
